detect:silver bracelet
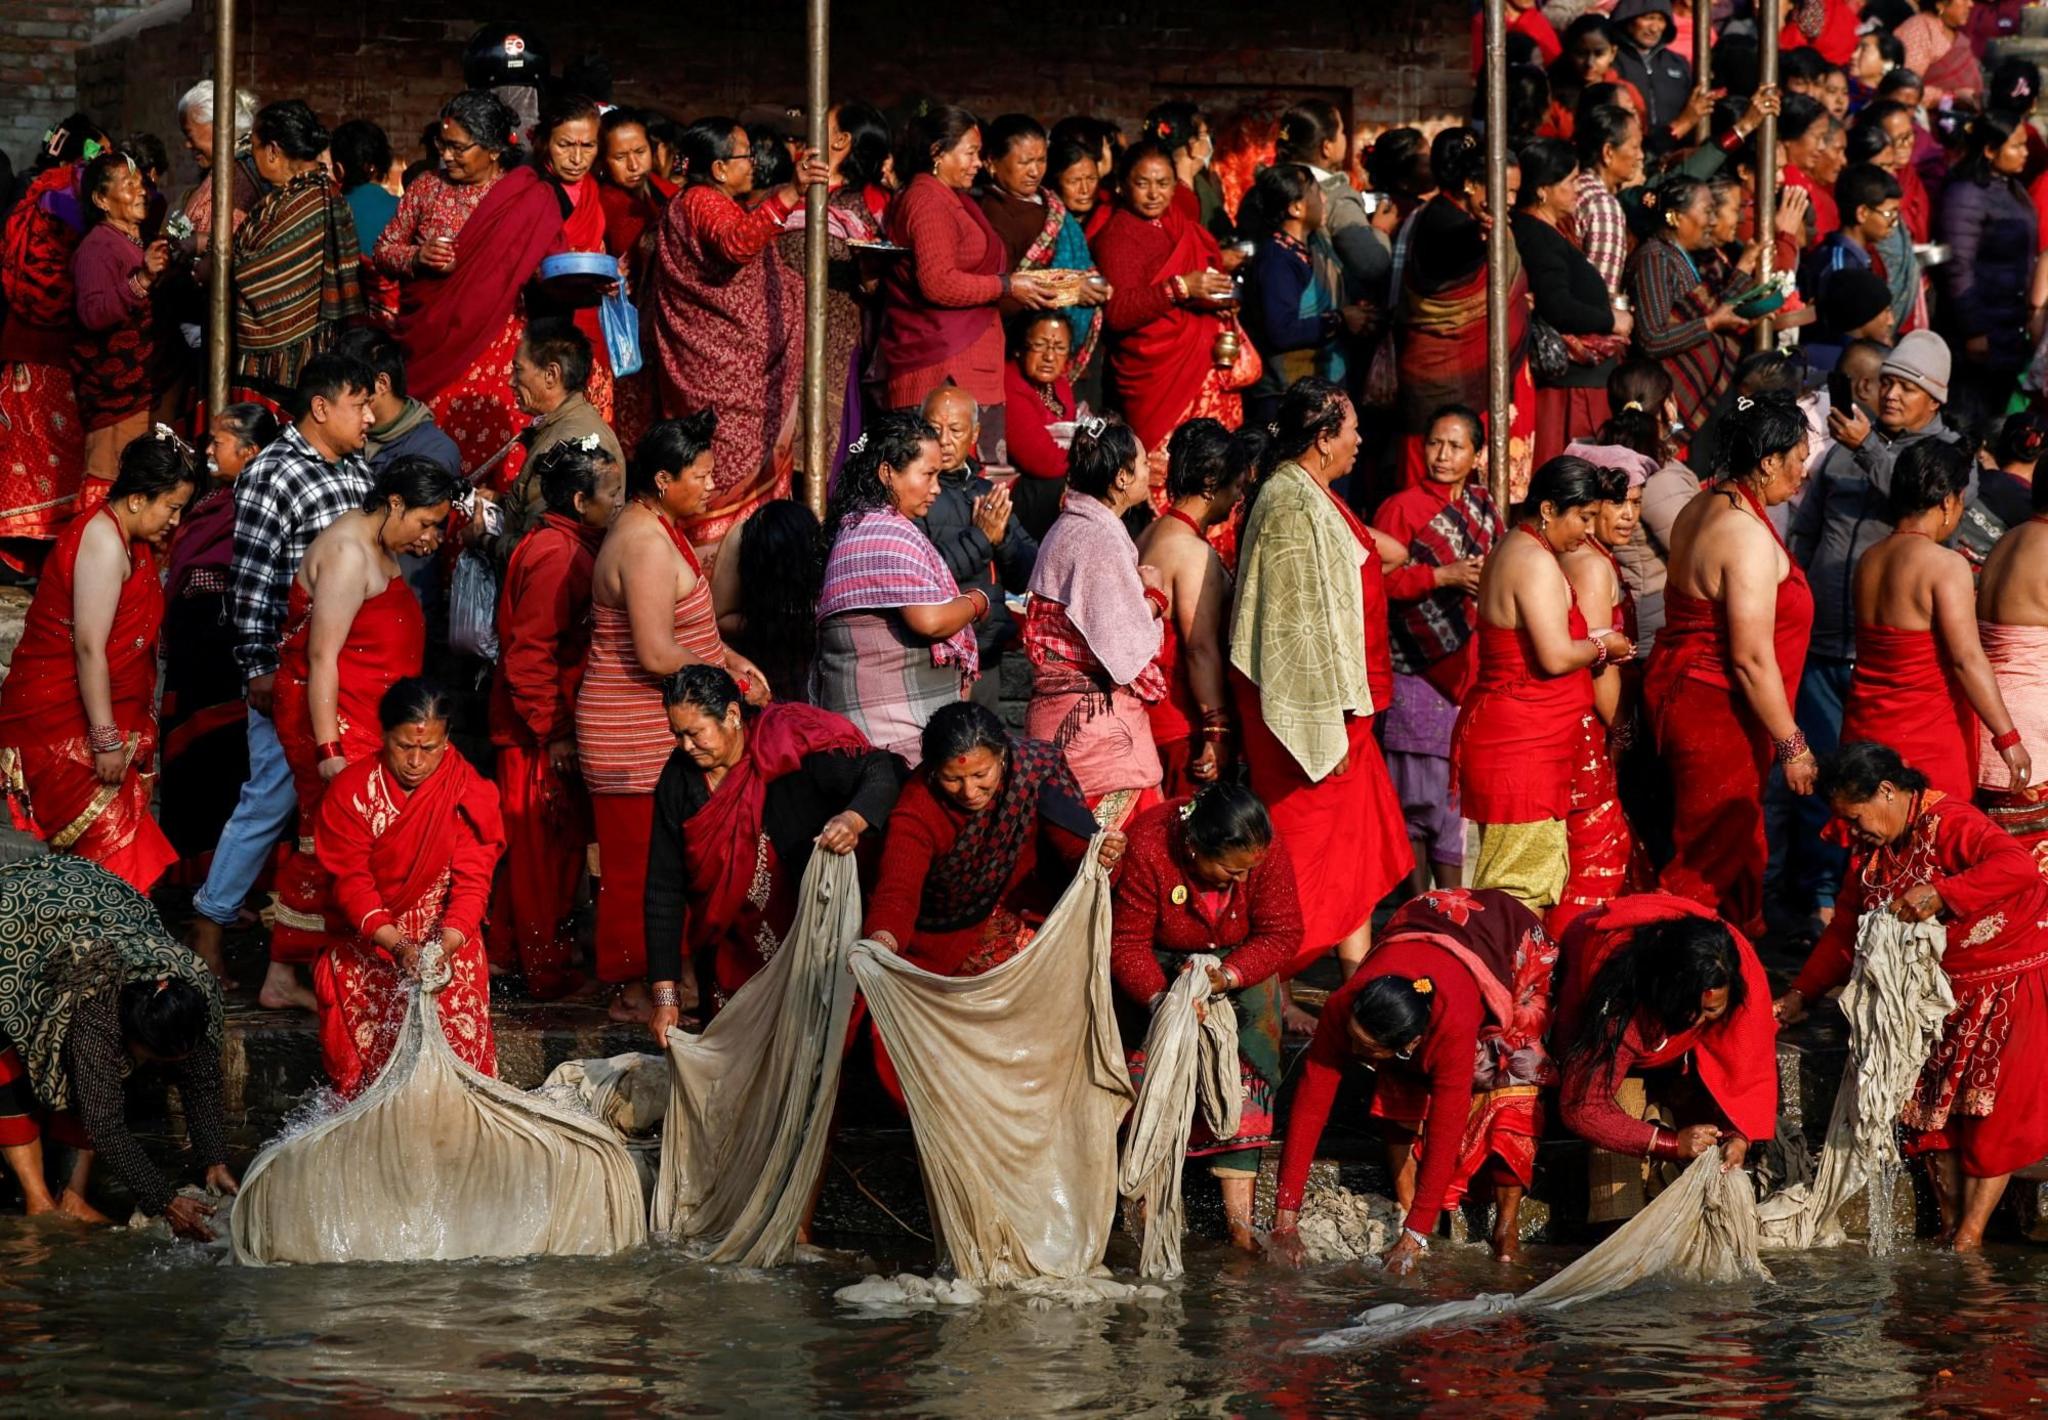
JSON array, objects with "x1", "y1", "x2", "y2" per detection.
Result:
[{"x1": 1403, "y1": 1227, "x2": 1431, "y2": 1250}]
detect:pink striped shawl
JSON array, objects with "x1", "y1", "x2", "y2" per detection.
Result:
[{"x1": 818, "y1": 506, "x2": 979, "y2": 678}]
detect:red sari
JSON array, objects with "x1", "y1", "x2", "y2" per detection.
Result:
[
  {"x1": 682, "y1": 703, "x2": 871, "y2": 997},
  {"x1": 270, "y1": 576, "x2": 427, "y2": 964},
  {"x1": 0, "y1": 166, "x2": 88, "y2": 543},
  {"x1": 1643, "y1": 488, "x2": 1814, "y2": 937},
  {"x1": 0, "y1": 506, "x2": 175, "y2": 888},
  {"x1": 1840, "y1": 623, "x2": 1977, "y2": 800},
  {"x1": 1795, "y1": 795, "x2": 2048, "y2": 1177},
  {"x1": 389, "y1": 168, "x2": 567, "y2": 474},
  {"x1": 1092, "y1": 204, "x2": 1244, "y2": 452},
  {"x1": 1555, "y1": 892, "x2": 1780, "y2": 1155},
  {"x1": 312, "y1": 750, "x2": 505, "y2": 1098},
  {"x1": 1557, "y1": 551, "x2": 1648, "y2": 934},
  {"x1": 1276, "y1": 889, "x2": 1557, "y2": 1236}
]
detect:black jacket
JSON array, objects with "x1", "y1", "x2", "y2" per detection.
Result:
[{"x1": 915, "y1": 460, "x2": 1039, "y2": 655}]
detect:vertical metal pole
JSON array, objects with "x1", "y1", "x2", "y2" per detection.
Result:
[
  {"x1": 206, "y1": 0, "x2": 236, "y2": 417},
  {"x1": 801, "y1": 0, "x2": 830, "y2": 518},
  {"x1": 1755, "y1": 0, "x2": 1780, "y2": 352},
  {"x1": 1692, "y1": 0, "x2": 1712, "y2": 101},
  {"x1": 1484, "y1": 0, "x2": 1511, "y2": 511}
]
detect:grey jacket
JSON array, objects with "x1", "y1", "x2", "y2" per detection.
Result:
[
  {"x1": 916, "y1": 462, "x2": 1039, "y2": 656},
  {"x1": 1789, "y1": 414, "x2": 1973, "y2": 661},
  {"x1": 1317, "y1": 170, "x2": 1392, "y2": 305}
]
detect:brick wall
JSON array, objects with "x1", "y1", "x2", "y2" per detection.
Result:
[
  {"x1": 55, "y1": 0, "x2": 1468, "y2": 190},
  {"x1": 1, "y1": 2, "x2": 163, "y2": 173}
]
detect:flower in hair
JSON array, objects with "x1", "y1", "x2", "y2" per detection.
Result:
[
  {"x1": 1266, "y1": 422, "x2": 1279, "y2": 436},
  {"x1": 151, "y1": 423, "x2": 194, "y2": 456},
  {"x1": 574, "y1": 431, "x2": 603, "y2": 453},
  {"x1": 1411, "y1": 976, "x2": 1433, "y2": 995},
  {"x1": 1178, "y1": 800, "x2": 1197, "y2": 821}
]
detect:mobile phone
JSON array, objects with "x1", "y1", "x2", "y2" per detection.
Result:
[{"x1": 1828, "y1": 369, "x2": 1854, "y2": 416}]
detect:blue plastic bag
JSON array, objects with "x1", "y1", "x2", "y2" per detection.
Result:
[{"x1": 600, "y1": 286, "x2": 642, "y2": 379}]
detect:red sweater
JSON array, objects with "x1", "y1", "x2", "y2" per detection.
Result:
[
  {"x1": 489, "y1": 512, "x2": 603, "y2": 751},
  {"x1": 1003, "y1": 359, "x2": 1075, "y2": 481},
  {"x1": 1274, "y1": 935, "x2": 1484, "y2": 1233},
  {"x1": 1108, "y1": 799, "x2": 1303, "y2": 1002}
]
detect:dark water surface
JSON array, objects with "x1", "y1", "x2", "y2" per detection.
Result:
[{"x1": 4, "y1": 1224, "x2": 2047, "y2": 1416}]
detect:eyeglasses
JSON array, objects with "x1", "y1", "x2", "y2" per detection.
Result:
[
  {"x1": 722, "y1": 151, "x2": 756, "y2": 166},
  {"x1": 435, "y1": 138, "x2": 481, "y2": 157}
]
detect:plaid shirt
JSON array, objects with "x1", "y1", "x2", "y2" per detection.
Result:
[
  {"x1": 1571, "y1": 169, "x2": 1629, "y2": 298},
  {"x1": 230, "y1": 422, "x2": 373, "y2": 679}
]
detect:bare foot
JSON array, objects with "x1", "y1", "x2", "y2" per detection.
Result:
[
  {"x1": 1951, "y1": 1228, "x2": 1986, "y2": 1253},
  {"x1": 22, "y1": 1192, "x2": 58, "y2": 1218},
  {"x1": 187, "y1": 918, "x2": 227, "y2": 980},
  {"x1": 608, "y1": 984, "x2": 653, "y2": 1024},
  {"x1": 1492, "y1": 1232, "x2": 1522, "y2": 1264},
  {"x1": 257, "y1": 962, "x2": 318, "y2": 1012},
  {"x1": 1226, "y1": 1223, "x2": 1259, "y2": 1253},
  {"x1": 1282, "y1": 1002, "x2": 1320, "y2": 1038},
  {"x1": 56, "y1": 1188, "x2": 111, "y2": 1225}
]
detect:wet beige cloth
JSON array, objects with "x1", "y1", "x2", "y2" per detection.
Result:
[
  {"x1": 651, "y1": 850, "x2": 861, "y2": 1266},
  {"x1": 1758, "y1": 911, "x2": 1952, "y2": 1250},
  {"x1": 230, "y1": 954, "x2": 647, "y2": 1266},
  {"x1": 538, "y1": 1053, "x2": 670, "y2": 1139},
  {"x1": 1116, "y1": 953, "x2": 1240, "y2": 1280},
  {"x1": 1306, "y1": 1155, "x2": 1770, "y2": 1349},
  {"x1": 848, "y1": 844, "x2": 1134, "y2": 1284}
]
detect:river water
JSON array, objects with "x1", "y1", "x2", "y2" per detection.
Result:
[{"x1": 4, "y1": 1221, "x2": 2045, "y2": 1416}]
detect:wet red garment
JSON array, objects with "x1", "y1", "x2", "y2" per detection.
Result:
[
  {"x1": 1841, "y1": 623, "x2": 1977, "y2": 800},
  {"x1": 1555, "y1": 893, "x2": 1779, "y2": 1156},
  {"x1": 0, "y1": 506, "x2": 175, "y2": 888},
  {"x1": 1108, "y1": 798, "x2": 1302, "y2": 1002},
  {"x1": 1276, "y1": 888, "x2": 1556, "y2": 1233},
  {"x1": 684, "y1": 703, "x2": 870, "y2": 991},
  {"x1": 270, "y1": 575, "x2": 427, "y2": 964},
  {"x1": 589, "y1": 792, "x2": 654, "y2": 984},
  {"x1": 312, "y1": 750, "x2": 504, "y2": 1097},
  {"x1": 1643, "y1": 495, "x2": 1813, "y2": 935},
  {"x1": 1793, "y1": 795, "x2": 2048, "y2": 1177},
  {"x1": 1453, "y1": 545, "x2": 1594, "y2": 825},
  {"x1": 1557, "y1": 562, "x2": 1646, "y2": 934},
  {"x1": 1094, "y1": 204, "x2": 1234, "y2": 451}
]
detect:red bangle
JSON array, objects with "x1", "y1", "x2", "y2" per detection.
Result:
[
  {"x1": 1143, "y1": 586, "x2": 1169, "y2": 617},
  {"x1": 1994, "y1": 727, "x2": 2024, "y2": 752},
  {"x1": 317, "y1": 740, "x2": 345, "y2": 762}
]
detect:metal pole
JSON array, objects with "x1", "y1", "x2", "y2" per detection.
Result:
[
  {"x1": 206, "y1": 0, "x2": 236, "y2": 417},
  {"x1": 1755, "y1": 0, "x2": 1780, "y2": 352},
  {"x1": 801, "y1": 0, "x2": 830, "y2": 519},
  {"x1": 1484, "y1": 0, "x2": 1510, "y2": 511},
  {"x1": 1692, "y1": 0, "x2": 1711, "y2": 101}
]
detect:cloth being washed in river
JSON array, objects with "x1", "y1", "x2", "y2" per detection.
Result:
[
  {"x1": 652, "y1": 850, "x2": 860, "y2": 1266},
  {"x1": 848, "y1": 844, "x2": 1133, "y2": 1284}
]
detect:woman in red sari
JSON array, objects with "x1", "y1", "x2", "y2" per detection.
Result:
[
  {"x1": 1112, "y1": 784, "x2": 1298, "y2": 1251},
  {"x1": 1643, "y1": 392, "x2": 1814, "y2": 938},
  {"x1": 648, "y1": 119, "x2": 829, "y2": 556},
  {"x1": 0, "y1": 432, "x2": 197, "y2": 890},
  {"x1": 267, "y1": 457, "x2": 457, "y2": 1011},
  {"x1": 599, "y1": 107, "x2": 678, "y2": 453},
  {"x1": 312, "y1": 679, "x2": 505, "y2": 1098},
  {"x1": 1556, "y1": 892, "x2": 1778, "y2": 1221},
  {"x1": 1779, "y1": 741, "x2": 2048, "y2": 1251},
  {"x1": 1093, "y1": 141, "x2": 1249, "y2": 459},
  {"x1": 0, "y1": 119, "x2": 102, "y2": 559},
  {"x1": 524, "y1": 95, "x2": 616, "y2": 434},
  {"x1": 1230, "y1": 380, "x2": 1412, "y2": 978},
  {"x1": 371, "y1": 90, "x2": 564, "y2": 473},
  {"x1": 879, "y1": 107, "x2": 1060, "y2": 461},
  {"x1": 1270, "y1": 888, "x2": 1559, "y2": 1270},
  {"x1": 644, "y1": 665, "x2": 904, "y2": 1038},
  {"x1": 1397, "y1": 128, "x2": 1533, "y2": 494}
]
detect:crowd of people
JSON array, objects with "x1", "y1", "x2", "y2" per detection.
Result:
[{"x1": 2, "y1": 0, "x2": 2048, "y2": 1264}]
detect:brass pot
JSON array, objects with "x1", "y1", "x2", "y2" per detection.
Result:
[{"x1": 1211, "y1": 325, "x2": 1241, "y2": 369}]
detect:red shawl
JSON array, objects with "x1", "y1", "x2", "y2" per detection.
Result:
[
  {"x1": 1093, "y1": 204, "x2": 1224, "y2": 450},
  {"x1": 317, "y1": 748, "x2": 506, "y2": 946},
  {"x1": 681, "y1": 702, "x2": 871, "y2": 950},
  {"x1": 599, "y1": 174, "x2": 675, "y2": 294},
  {"x1": 395, "y1": 165, "x2": 566, "y2": 401},
  {"x1": 1555, "y1": 892, "x2": 1779, "y2": 1144},
  {"x1": 0, "y1": 166, "x2": 84, "y2": 365}
]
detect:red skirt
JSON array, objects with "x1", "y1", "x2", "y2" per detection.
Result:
[
  {"x1": 0, "y1": 728, "x2": 177, "y2": 892},
  {"x1": 1534, "y1": 384, "x2": 1611, "y2": 468},
  {"x1": 1235, "y1": 672, "x2": 1413, "y2": 971},
  {"x1": 1373, "y1": 1076, "x2": 1542, "y2": 1207},
  {"x1": 1552, "y1": 711, "x2": 1648, "y2": 938},
  {"x1": 1651, "y1": 673, "x2": 1774, "y2": 938},
  {"x1": 487, "y1": 741, "x2": 589, "y2": 999},
  {"x1": 1905, "y1": 964, "x2": 2048, "y2": 1178},
  {"x1": 590, "y1": 791, "x2": 654, "y2": 984},
  {"x1": 0, "y1": 361, "x2": 84, "y2": 543}
]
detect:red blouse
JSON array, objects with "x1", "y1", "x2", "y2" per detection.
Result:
[
  {"x1": 1108, "y1": 799, "x2": 1303, "y2": 1003},
  {"x1": 1003, "y1": 359, "x2": 1075, "y2": 482}
]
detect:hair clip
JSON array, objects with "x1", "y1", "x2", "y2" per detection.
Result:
[
  {"x1": 1411, "y1": 976, "x2": 1433, "y2": 996},
  {"x1": 151, "y1": 423, "x2": 194, "y2": 455},
  {"x1": 1178, "y1": 800, "x2": 1197, "y2": 821},
  {"x1": 848, "y1": 432, "x2": 869, "y2": 454},
  {"x1": 574, "y1": 431, "x2": 603, "y2": 453},
  {"x1": 1080, "y1": 416, "x2": 1107, "y2": 438},
  {"x1": 1622, "y1": 400, "x2": 1644, "y2": 413},
  {"x1": 1266, "y1": 422, "x2": 1279, "y2": 437},
  {"x1": 1736, "y1": 395, "x2": 1755, "y2": 411}
]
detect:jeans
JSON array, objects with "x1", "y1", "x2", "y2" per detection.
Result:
[
  {"x1": 190, "y1": 705, "x2": 297, "y2": 927},
  {"x1": 1791, "y1": 655, "x2": 1854, "y2": 910}
]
